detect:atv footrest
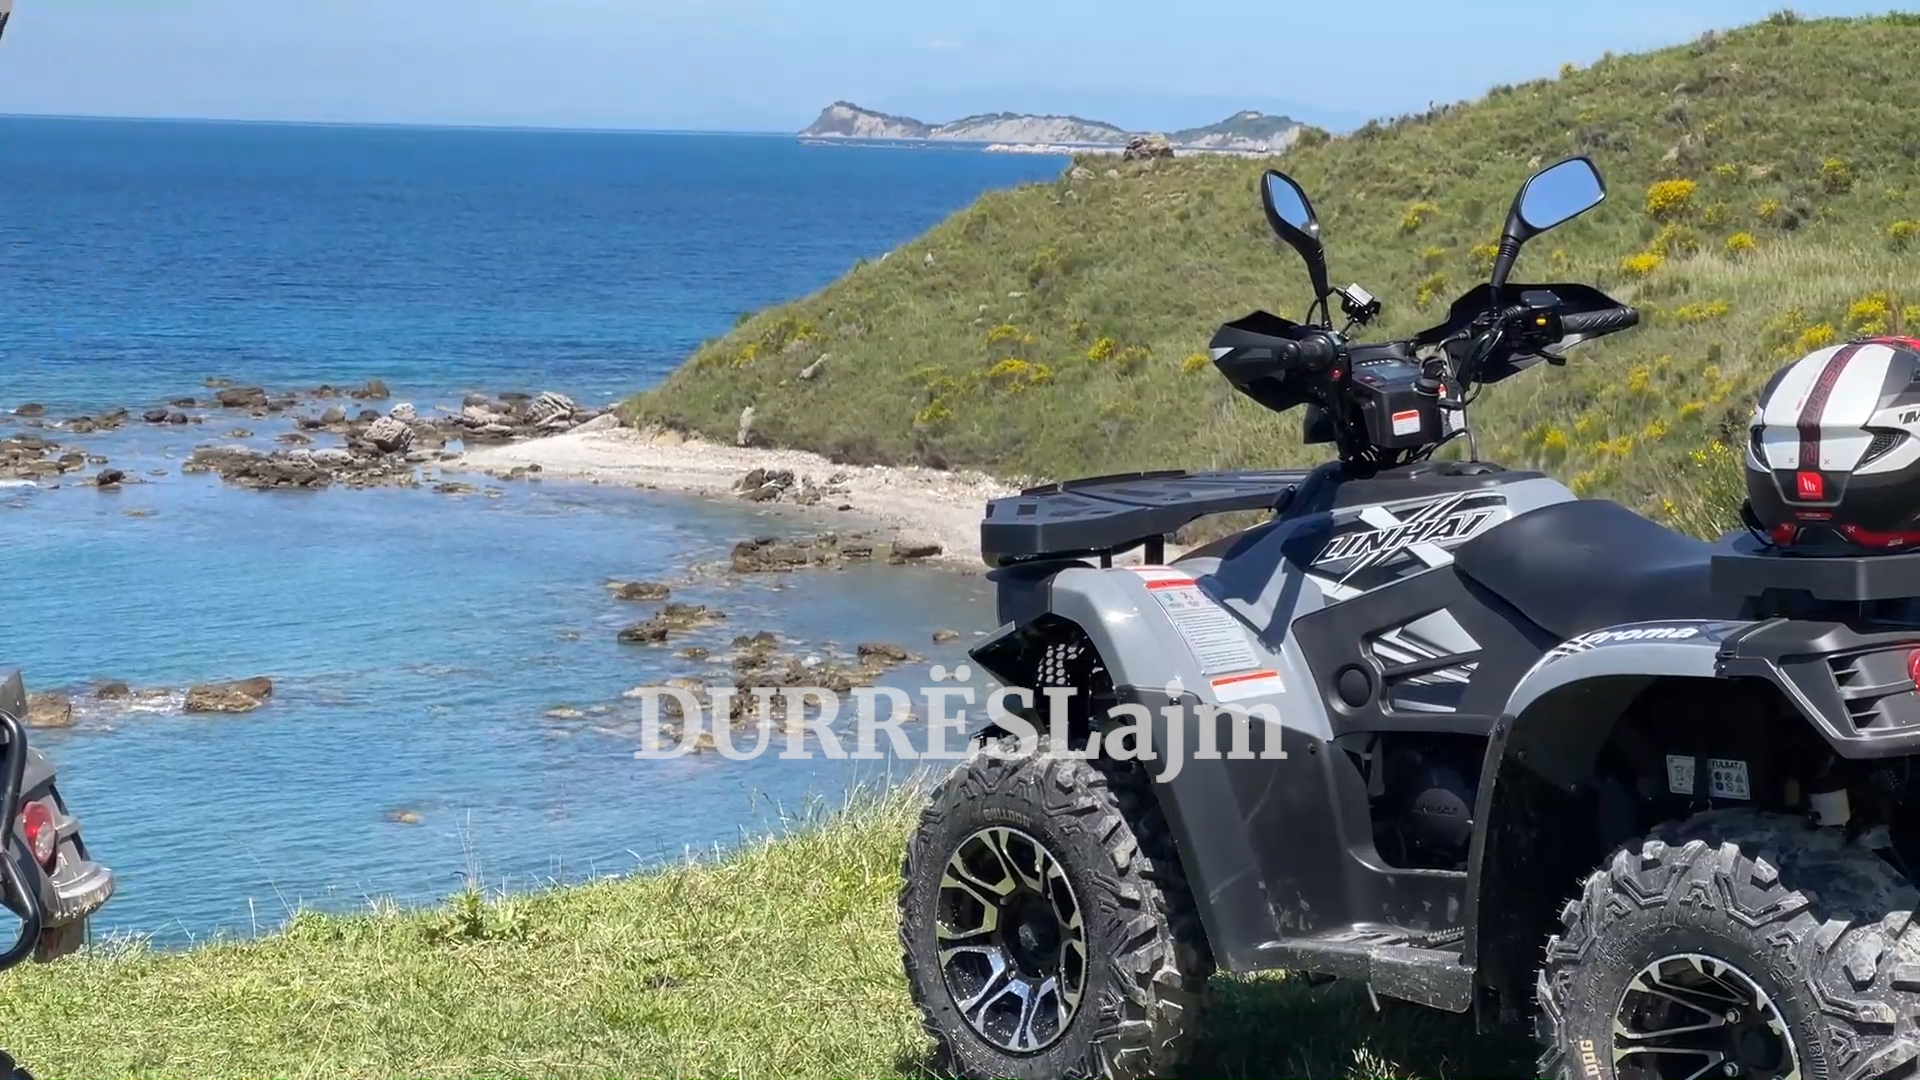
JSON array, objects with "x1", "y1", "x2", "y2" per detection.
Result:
[
  {"x1": 981, "y1": 469, "x2": 1310, "y2": 567},
  {"x1": 1256, "y1": 926, "x2": 1475, "y2": 1013}
]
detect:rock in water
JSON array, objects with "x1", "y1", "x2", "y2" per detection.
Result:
[
  {"x1": 617, "y1": 603, "x2": 725, "y2": 644},
  {"x1": 1123, "y1": 134, "x2": 1175, "y2": 161},
  {"x1": 932, "y1": 629, "x2": 962, "y2": 644},
  {"x1": 25, "y1": 693, "x2": 73, "y2": 729},
  {"x1": 364, "y1": 416, "x2": 415, "y2": 454},
  {"x1": 608, "y1": 580, "x2": 671, "y2": 602},
  {"x1": 891, "y1": 540, "x2": 944, "y2": 561},
  {"x1": 527, "y1": 391, "x2": 577, "y2": 427},
  {"x1": 184, "y1": 676, "x2": 273, "y2": 714},
  {"x1": 353, "y1": 378, "x2": 391, "y2": 401},
  {"x1": 858, "y1": 642, "x2": 911, "y2": 664},
  {"x1": 14, "y1": 403, "x2": 45, "y2": 418},
  {"x1": 94, "y1": 680, "x2": 131, "y2": 700},
  {"x1": 93, "y1": 468, "x2": 125, "y2": 488},
  {"x1": 215, "y1": 386, "x2": 269, "y2": 409},
  {"x1": 389, "y1": 403, "x2": 418, "y2": 422},
  {"x1": 458, "y1": 404, "x2": 500, "y2": 427}
]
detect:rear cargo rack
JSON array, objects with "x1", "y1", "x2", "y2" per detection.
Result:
[
  {"x1": 1712, "y1": 532, "x2": 1920, "y2": 603},
  {"x1": 981, "y1": 469, "x2": 1311, "y2": 568}
]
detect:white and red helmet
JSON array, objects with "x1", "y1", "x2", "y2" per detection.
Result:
[{"x1": 1747, "y1": 336, "x2": 1920, "y2": 550}]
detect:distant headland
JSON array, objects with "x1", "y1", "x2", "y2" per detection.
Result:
[{"x1": 799, "y1": 101, "x2": 1303, "y2": 155}]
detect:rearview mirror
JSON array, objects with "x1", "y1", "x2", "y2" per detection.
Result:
[
  {"x1": 1491, "y1": 155, "x2": 1606, "y2": 294},
  {"x1": 1259, "y1": 170, "x2": 1331, "y2": 318},
  {"x1": 1517, "y1": 158, "x2": 1605, "y2": 234}
]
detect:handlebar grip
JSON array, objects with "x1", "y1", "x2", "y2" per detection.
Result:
[
  {"x1": 1282, "y1": 332, "x2": 1339, "y2": 372},
  {"x1": 1560, "y1": 306, "x2": 1640, "y2": 336}
]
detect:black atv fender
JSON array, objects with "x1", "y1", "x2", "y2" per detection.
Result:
[
  {"x1": 1460, "y1": 619, "x2": 1749, "y2": 1010},
  {"x1": 970, "y1": 560, "x2": 1292, "y2": 972}
]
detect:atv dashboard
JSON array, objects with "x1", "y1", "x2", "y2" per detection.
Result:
[{"x1": 981, "y1": 469, "x2": 1310, "y2": 567}]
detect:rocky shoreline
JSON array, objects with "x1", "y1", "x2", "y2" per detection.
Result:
[{"x1": 4, "y1": 380, "x2": 614, "y2": 491}]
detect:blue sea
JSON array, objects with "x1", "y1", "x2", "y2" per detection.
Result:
[{"x1": 0, "y1": 117, "x2": 1066, "y2": 943}]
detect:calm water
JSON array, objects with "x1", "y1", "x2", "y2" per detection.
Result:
[{"x1": 0, "y1": 118, "x2": 1063, "y2": 942}]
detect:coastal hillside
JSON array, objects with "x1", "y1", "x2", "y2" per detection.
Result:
[
  {"x1": 0, "y1": 792, "x2": 1526, "y2": 1078},
  {"x1": 802, "y1": 101, "x2": 1301, "y2": 152},
  {"x1": 641, "y1": 12, "x2": 1920, "y2": 538}
]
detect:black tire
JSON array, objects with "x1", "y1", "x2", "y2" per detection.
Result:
[
  {"x1": 899, "y1": 740, "x2": 1213, "y2": 1080},
  {"x1": 1537, "y1": 808, "x2": 1920, "y2": 1080},
  {"x1": 0, "y1": 1049, "x2": 29, "y2": 1080}
]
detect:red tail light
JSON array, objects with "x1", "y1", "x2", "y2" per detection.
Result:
[{"x1": 19, "y1": 799, "x2": 56, "y2": 868}]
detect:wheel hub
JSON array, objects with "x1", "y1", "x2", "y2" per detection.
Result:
[
  {"x1": 935, "y1": 826, "x2": 1087, "y2": 1054},
  {"x1": 1612, "y1": 954, "x2": 1801, "y2": 1080}
]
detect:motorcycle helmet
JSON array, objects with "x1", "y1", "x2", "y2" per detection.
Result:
[{"x1": 1746, "y1": 335, "x2": 1920, "y2": 550}]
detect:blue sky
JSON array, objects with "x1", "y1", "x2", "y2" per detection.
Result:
[{"x1": 0, "y1": 1, "x2": 1900, "y2": 132}]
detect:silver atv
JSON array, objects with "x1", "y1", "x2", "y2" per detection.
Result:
[{"x1": 899, "y1": 156, "x2": 1920, "y2": 1079}]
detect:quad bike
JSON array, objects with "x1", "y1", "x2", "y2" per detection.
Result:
[
  {"x1": 0, "y1": 673, "x2": 116, "y2": 1080},
  {"x1": 899, "y1": 154, "x2": 1920, "y2": 1079}
]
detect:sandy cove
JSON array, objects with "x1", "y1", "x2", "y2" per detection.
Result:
[{"x1": 448, "y1": 426, "x2": 1017, "y2": 569}]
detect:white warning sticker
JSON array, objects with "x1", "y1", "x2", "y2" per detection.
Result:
[
  {"x1": 1391, "y1": 408, "x2": 1422, "y2": 436},
  {"x1": 1666, "y1": 755, "x2": 1696, "y2": 796},
  {"x1": 1211, "y1": 670, "x2": 1285, "y2": 701},
  {"x1": 1709, "y1": 758, "x2": 1751, "y2": 800},
  {"x1": 1130, "y1": 568, "x2": 1263, "y2": 676}
]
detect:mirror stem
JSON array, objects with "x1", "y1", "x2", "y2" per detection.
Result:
[{"x1": 1488, "y1": 235, "x2": 1523, "y2": 301}]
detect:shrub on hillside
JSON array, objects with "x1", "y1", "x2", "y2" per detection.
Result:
[
  {"x1": 1819, "y1": 157, "x2": 1855, "y2": 194},
  {"x1": 1847, "y1": 292, "x2": 1895, "y2": 335},
  {"x1": 1726, "y1": 231, "x2": 1758, "y2": 256},
  {"x1": 1621, "y1": 252, "x2": 1665, "y2": 277},
  {"x1": 1646, "y1": 179, "x2": 1698, "y2": 219},
  {"x1": 1675, "y1": 299, "x2": 1732, "y2": 323},
  {"x1": 1400, "y1": 201, "x2": 1440, "y2": 234},
  {"x1": 1890, "y1": 220, "x2": 1919, "y2": 251}
]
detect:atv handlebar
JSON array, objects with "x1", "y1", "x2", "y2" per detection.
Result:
[
  {"x1": 1273, "y1": 331, "x2": 1342, "y2": 373},
  {"x1": 1559, "y1": 305, "x2": 1640, "y2": 337}
]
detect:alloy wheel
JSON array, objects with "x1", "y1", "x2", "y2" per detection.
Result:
[
  {"x1": 935, "y1": 826, "x2": 1088, "y2": 1054},
  {"x1": 1612, "y1": 953, "x2": 1801, "y2": 1080}
]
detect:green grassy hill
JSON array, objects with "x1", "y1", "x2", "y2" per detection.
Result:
[
  {"x1": 0, "y1": 793, "x2": 1529, "y2": 1078},
  {"x1": 630, "y1": 11, "x2": 1920, "y2": 538}
]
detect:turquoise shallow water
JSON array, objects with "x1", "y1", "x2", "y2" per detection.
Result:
[{"x1": 0, "y1": 118, "x2": 1062, "y2": 943}]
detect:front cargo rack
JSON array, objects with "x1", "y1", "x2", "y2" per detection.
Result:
[{"x1": 981, "y1": 469, "x2": 1310, "y2": 568}]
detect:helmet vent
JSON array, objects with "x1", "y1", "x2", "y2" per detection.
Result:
[{"x1": 1862, "y1": 429, "x2": 1908, "y2": 467}]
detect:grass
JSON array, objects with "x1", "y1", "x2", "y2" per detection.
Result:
[
  {"x1": 0, "y1": 789, "x2": 1532, "y2": 1079},
  {"x1": 629, "y1": 12, "x2": 1920, "y2": 538}
]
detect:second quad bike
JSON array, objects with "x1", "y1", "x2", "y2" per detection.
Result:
[
  {"x1": 899, "y1": 155, "x2": 1920, "y2": 1079},
  {"x1": 0, "y1": 672, "x2": 116, "y2": 1080}
]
